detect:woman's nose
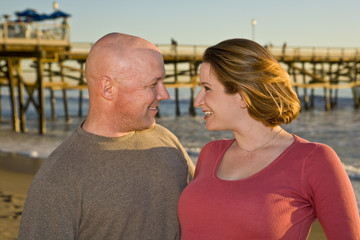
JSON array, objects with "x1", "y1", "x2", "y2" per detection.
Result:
[{"x1": 194, "y1": 89, "x2": 204, "y2": 108}]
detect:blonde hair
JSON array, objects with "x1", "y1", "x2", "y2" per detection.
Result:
[{"x1": 203, "y1": 38, "x2": 300, "y2": 126}]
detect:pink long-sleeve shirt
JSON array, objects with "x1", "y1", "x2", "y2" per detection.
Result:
[{"x1": 178, "y1": 135, "x2": 360, "y2": 239}]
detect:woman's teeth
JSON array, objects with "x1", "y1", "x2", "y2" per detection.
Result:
[
  {"x1": 149, "y1": 107, "x2": 157, "y2": 110},
  {"x1": 205, "y1": 111, "x2": 212, "y2": 116}
]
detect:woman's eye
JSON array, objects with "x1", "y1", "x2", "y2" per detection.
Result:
[{"x1": 204, "y1": 86, "x2": 211, "y2": 91}]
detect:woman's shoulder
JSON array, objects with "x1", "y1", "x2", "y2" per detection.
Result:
[
  {"x1": 291, "y1": 134, "x2": 339, "y2": 164},
  {"x1": 293, "y1": 135, "x2": 336, "y2": 153}
]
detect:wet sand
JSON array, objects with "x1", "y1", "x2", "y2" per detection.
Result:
[{"x1": 0, "y1": 167, "x2": 34, "y2": 240}]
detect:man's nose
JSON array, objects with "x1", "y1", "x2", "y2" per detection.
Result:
[{"x1": 157, "y1": 81, "x2": 170, "y2": 101}]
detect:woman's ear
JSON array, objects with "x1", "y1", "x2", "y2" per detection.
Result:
[
  {"x1": 98, "y1": 76, "x2": 114, "y2": 100},
  {"x1": 238, "y1": 93, "x2": 247, "y2": 109}
]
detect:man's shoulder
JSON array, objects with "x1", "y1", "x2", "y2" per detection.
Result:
[
  {"x1": 49, "y1": 128, "x2": 83, "y2": 156},
  {"x1": 147, "y1": 124, "x2": 185, "y2": 149},
  {"x1": 33, "y1": 129, "x2": 88, "y2": 186},
  {"x1": 42, "y1": 128, "x2": 86, "y2": 173},
  {"x1": 154, "y1": 123, "x2": 169, "y2": 131},
  {"x1": 153, "y1": 124, "x2": 176, "y2": 137}
]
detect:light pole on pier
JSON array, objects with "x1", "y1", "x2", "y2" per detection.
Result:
[
  {"x1": 251, "y1": 19, "x2": 257, "y2": 41},
  {"x1": 52, "y1": 2, "x2": 59, "y2": 27},
  {"x1": 53, "y1": 1, "x2": 59, "y2": 10}
]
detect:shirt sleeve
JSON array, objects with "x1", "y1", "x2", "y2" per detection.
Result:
[
  {"x1": 18, "y1": 180, "x2": 79, "y2": 239},
  {"x1": 303, "y1": 144, "x2": 360, "y2": 239},
  {"x1": 194, "y1": 142, "x2": 213, "y2": 178},
  {"x1": 186, "y1": 154, "x2": 195, "y2": 183}
]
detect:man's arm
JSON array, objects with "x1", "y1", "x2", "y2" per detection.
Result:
[{"x1": 18, "y1": 181, "x2": 79, "y2": 239}]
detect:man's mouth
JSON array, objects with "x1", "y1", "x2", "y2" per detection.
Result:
[{"x1": 149, "y1": 106, "x2": 157, "y2": 110}]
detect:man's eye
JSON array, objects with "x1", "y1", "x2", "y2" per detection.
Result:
[{"x1": 204, "y1": 86, "x2": 211, "y2": 91}]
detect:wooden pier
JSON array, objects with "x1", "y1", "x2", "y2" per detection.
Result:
[
  {"x1": 0, "y1": 21, "x2": 72, "y2": 134},
  {"x1": 1, "y1": 32, "x2": 360, "y2": 134},
  {"x1": 270, "y1": 45, "x2": 360, "y2": 110}
]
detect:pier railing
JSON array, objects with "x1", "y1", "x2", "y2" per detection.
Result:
[
  {"x1": 269, "y1": 45, "x2": 360, "y2": 62},
  {"x1": 0, "y1": 22, "x2": 70, "y2": 47},
  {"x1": 70, "y1": 42, "x2": 360, "y2": 61}
]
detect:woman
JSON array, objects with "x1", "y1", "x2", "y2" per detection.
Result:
[{"x1": 178, "y1": 39, "x2": 360, "y2": 239}]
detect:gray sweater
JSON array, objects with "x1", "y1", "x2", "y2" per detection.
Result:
[{"x1": 18, "y1": 124, "x2": 194, "y2": 240}]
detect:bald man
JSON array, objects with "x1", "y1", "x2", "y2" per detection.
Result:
[{"x1": 18, "y1": 33, "x2": 195, "y2": 240}]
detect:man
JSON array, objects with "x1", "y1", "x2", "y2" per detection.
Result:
[{"x1": 18, "y1": 33, "x2": 195, "y2": 239}]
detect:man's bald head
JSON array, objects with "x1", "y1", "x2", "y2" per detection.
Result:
[
  {"x1": 82, "y1": 32, "x2": 168, "y2": 136},
  {"x1": 85, "y1": 32, "x2": 162, "y2": 88}
]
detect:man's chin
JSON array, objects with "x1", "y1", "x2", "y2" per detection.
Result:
[{"x1": 137, "y1": 119, "x2": 156, "y2": 131}]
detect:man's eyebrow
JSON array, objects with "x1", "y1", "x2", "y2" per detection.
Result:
[
  {"x1": 150, "y1": 78, "x2": 160, "y2": 83},
  {"x1": 155, "y1": 76, "x2": 166, "y2": 82},
  {"x1": 146, "y1": 77, "x2": 161, "y2": 85}
]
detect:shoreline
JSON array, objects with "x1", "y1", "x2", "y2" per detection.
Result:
[{"x1": 0, "y1": 152, "x2": 44, "y2": 174}]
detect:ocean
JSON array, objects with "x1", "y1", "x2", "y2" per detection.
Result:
[{"x1": 0, "y1": 86, "x2": 359, "y2": 213}]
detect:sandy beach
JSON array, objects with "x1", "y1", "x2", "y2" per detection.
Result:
[{"x1": 0, "y1": 167, "x2": 34, "y2": 240}]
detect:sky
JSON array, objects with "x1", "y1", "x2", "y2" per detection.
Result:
[{"x1": 2, "y1": 0, "x2": 360, "y2": 48}]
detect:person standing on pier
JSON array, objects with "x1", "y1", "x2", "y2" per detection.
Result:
[
  {"x1": 178, "y1": 38, "x2": 360, "y2": 239},
  {"x1": 18, "y1": 32, "x2": 194, "y2": 240},
  {"x1": 61, "y1": 16, "x2": 69, "y2": 40}
]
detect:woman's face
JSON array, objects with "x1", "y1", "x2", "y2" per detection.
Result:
[{"x1": 194, "y1": 63, "x2": 243, "y2": 131}]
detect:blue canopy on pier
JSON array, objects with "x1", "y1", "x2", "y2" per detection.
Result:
[
  {"x1": 33, "y1": 13, "x2": 50, "y2": 21},
  {"x1": 15, "y1": 9, "x2": 49, "y2": 22},
  {"x1": 14, "y1": 8, "x2": 71, "y2": 22},
  {"x1": 15, "y1": 9, "x2": 39, "y2": 18},
  {"x1": 48, "y1": 10, "x2": 71, "y2": 19}
]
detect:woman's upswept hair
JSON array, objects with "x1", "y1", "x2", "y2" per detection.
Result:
[{"x1": 202, "y1": 38, "x2": 301, "y2": 126}]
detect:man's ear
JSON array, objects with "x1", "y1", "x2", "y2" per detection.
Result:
[{"x1": 98, "y1": 77, "x2": 114, "y2": 100}]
